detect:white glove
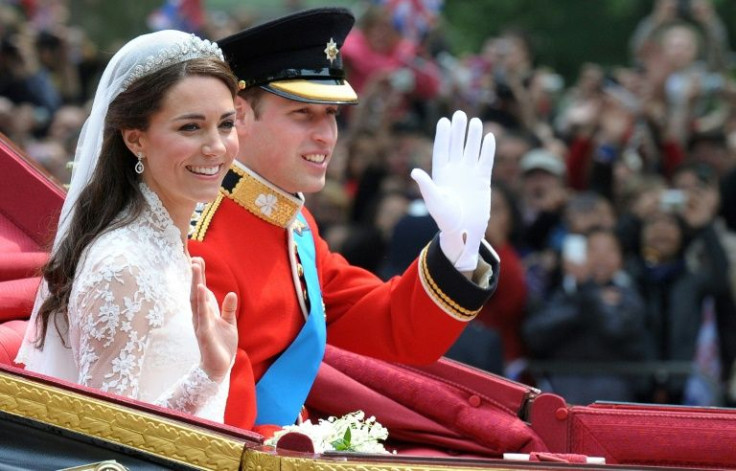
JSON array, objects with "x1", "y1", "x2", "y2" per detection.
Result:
[{"x1": 410, "y1": 111, "x2": 495, "y2": 272}]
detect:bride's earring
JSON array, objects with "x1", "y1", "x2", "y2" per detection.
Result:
[{"x1": 135, "y1": 152, "x2": 145, "y2": 175}]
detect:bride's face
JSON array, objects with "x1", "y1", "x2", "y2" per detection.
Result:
[{"x1": 133, "y1": 75, "x2": 238, "y2": 222}]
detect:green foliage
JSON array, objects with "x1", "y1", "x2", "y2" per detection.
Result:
[
  {"x1": 330, "y1": 427, "x2": 353, "y2": 451},
  {"x1": 67, "y1": 0, "x2": 736, "y2": 85},
  {"x1": 69, "y1": 0, "x2": 163, "y2": 52},
  {"x1": 442, "y1": 0, "x2": 652, "y2": 82}
]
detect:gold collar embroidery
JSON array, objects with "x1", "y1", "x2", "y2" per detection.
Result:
[{"x1": 221, "y1": 163, "x2": 303, "y2": 229}]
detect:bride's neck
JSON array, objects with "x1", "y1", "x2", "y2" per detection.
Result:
[{"x1": 170, "y1": 209, "x2": 194, "y2": 250}]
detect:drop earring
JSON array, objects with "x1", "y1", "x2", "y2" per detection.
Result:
[{"x1": 135, "y1": 152, "x2": 145, "y2": 175}]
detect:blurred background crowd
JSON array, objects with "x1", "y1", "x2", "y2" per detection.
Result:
[{"x1": 2, "y1": 0, "x2": 736, "y2": 408}]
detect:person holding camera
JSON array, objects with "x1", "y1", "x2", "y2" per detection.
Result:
[
  {"x1": 672, "y1": 162, "x2": 736, "y2": 406},
  {"x1": 340, "y1": 4, "x2": 441, "y2": 132},
  {"x1": 621, "y1": 167, "x2": 734, "y2": 405},
  {"x1": 631, "y1": 0, "x2": 731, "y2": 73},
  {"x1": 522, "y1": 228, "x2": 651, "y2": 405}
]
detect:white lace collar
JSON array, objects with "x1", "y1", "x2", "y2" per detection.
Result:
[{"x1": 139, "y1": 182, "x2": 185, "y2": 250}]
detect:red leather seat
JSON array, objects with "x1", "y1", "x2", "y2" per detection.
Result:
[
  {"x1": 0, "y1": 319, "x2": 26, "y2": 366},
  {"x1": 0, "y1": 132, "x2": 64, "y2": 368}
]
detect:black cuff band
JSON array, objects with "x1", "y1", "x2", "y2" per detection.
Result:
[{"x1": 420, "y1": 235, "x2": 498, "y2": 320}]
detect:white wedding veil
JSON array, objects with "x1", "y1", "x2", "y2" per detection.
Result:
[{"x1": 16, "y1": 30, "x2": 225, "y2": 378}]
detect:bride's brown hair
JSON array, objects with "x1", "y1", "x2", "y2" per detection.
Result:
[{"x1": 35, "y1": 58, "x2": 237, "y2": 347}]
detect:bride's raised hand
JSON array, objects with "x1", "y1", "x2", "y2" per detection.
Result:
[{"x1": 190, "y1": 257, "x2": 238, "y2": 383}]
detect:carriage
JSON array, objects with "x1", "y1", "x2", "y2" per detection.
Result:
[{"x1": 1, "y1": 132, "x2": 735, "y2": 470}]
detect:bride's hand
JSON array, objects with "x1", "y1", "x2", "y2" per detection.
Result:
[{"x1": 190, "y1": 257, "x2": 238, "y2": 383}]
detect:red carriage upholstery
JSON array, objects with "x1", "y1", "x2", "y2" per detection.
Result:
[
  {"x1": 3, "y1": 131, "x2": 736, "y2": 469},
  {"x1": 0, "y1": 133, "x2": 63, "y2": 367}
]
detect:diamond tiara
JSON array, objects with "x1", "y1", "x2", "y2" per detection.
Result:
[{"x1": 121, "y1": 34, "x2": 225, "y2": 92}]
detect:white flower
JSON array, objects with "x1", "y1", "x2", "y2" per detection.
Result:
[
  {"x1": 110, "y1": 350, "x2": 137, "y2": 380},
  {"x1": 265, "y1": 410, "x2": 392, "y2": 454},
  {"x1": 123, "y1": 296, "x2": 141, "y2": 315},
  {"x1": 98, "y1": 300, "x2": 120, "y2": 334},
  {"x1": 255, "y1": 193, "x2": 278, "y2": 216},
  {"x1": 146, "y1": 304, "x2": 164, "y2": 328}
]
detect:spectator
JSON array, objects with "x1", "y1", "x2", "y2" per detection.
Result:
[
  {"x1": 673, "y1": 162, "x2": 736, "y2": 405},
  {"x1": 615, "y1": 173, "x2": 668, "y2": 257},
  {"x1": 564, "y1": 191, "x2": 617, "y2": 236},
  {"x1": 0, "y1": 26, "x2": 61, "y2": 119},
  {"x1": 473, "y1": 182, "x2": 528, "y2": 376},
  {"x1": 325, "y1": 189, "x2": 410, "y2": 274},
  {"x1": 479, "y1": 28, "x2": 536, "y2": 131},
  {"x1": 35, "y1": 27, "x2": 82, "y2": 104},
  {"x1": 624, "y1": 205, "x2": 731, "y2": 404},
  {"x1": 518, "y1": 147, "x2": 568, "y2": 252},
  {"x1": 523, "y1": 228, "x2": 651, "y2": 405},
  {"x1": 489, "y1": 127, "x2": 537, "y2": 193},
  {"x1": 341, "y1": 4, "x2": 441, "y2": 130},
  {"x1": 517, "y1": 147, "x2": 568, "y2": 307},
  {"x1": 631, "y1": 0, "x2": 730, "y2": 73}
]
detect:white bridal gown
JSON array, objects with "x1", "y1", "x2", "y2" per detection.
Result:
[{"x1": 22, "y1": 183, "x2": 228, "y2": 422}]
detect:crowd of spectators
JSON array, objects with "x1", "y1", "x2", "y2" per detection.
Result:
[{"x1": 2, "y1": 0, "x2": 736, "y2": 408}]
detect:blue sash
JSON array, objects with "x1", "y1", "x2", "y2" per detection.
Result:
[{"x1": 254, "y1": 213, "x2": 327, "y2": 425}]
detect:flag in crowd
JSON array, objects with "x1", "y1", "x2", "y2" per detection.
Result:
[
  {"x1": 147, "y1": 0, "x2": 204, "y2": 34},
  {"x1": 374, "y1": 0, "x2": 443, "y2": 44}
]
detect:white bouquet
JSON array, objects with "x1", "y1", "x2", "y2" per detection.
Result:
[{"x1": 265, "y1": 410, "x2": 392, "y2": 454}]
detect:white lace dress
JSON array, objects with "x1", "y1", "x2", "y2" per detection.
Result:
[{"x1": 65, "y1": 183, "x2": 228, "y2": 421}]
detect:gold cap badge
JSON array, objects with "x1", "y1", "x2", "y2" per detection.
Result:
[{"x1": 324, "y1": 38, "x2": 339, "y2": 65}]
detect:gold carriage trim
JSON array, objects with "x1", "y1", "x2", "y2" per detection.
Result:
[
  {"x1": 190, "y1": 194, "x2": 224, "y2": 242},
  {"x1": 245, "y1": 452, "x2": 515, "y2": 471},
  {"x1": 0, "y1": 370, "x2": 246, "y2": 471},
  {"x1": 418, "y1": 245, "x2": 480, "y2": 321},
  {"x1": 223, "y1": 164, "x2": 302, "y2": 229}
]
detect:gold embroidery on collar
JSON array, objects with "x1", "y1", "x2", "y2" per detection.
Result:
[
  {"x1": 224, "y1": 165, "x2": 302, "y2": 228},
  {"x1": 190, "y1": 194, "x2": 224, "y2": 242}
]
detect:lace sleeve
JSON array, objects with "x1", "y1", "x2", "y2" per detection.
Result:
[{"x1": 70, "y1": 255, "x2": 219, "y2": 415}]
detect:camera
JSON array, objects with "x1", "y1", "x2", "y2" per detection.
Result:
[
  {"x1": 665, "y1": 72, "x2": 724, "y2": 103},
  {"x1": 562, "y1": 234, "x2": 587, "y2": 265},
  {"x1": 659, "y1": 189, "x2": 688, "y2": 212},
  {"x1": 389, "y1": 68, "x2": 415, "y2": 93},
  {"x1": 603, "y1": 77, "x2": 640, "y2": 112}
]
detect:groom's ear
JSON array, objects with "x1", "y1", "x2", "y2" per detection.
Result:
[
  {"x1": 121, "y1": 129, "x2": 144, "y2": 156},
  {"x1": 234, "y1": 95, "x2": 252, "y2": 138}
]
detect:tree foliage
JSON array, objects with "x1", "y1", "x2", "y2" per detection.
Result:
[{"x1": 442, "y1": 0, "x2": 735, "y2": 83}]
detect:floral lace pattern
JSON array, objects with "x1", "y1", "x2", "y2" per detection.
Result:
[{"x1": 67, "y1": 183, "x2": 227, "y2": 420}]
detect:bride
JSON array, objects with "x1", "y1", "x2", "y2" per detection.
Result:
[{"x1": 16, "y1": 29, "x2": 239, "y2": 422}]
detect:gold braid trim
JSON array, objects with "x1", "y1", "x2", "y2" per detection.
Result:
[
  {"x1": 254, "y1": 452, "x2": 516, "y2": 471},
  {"x1": 0, "y1": 371, "x2": 246, "y2": 471},
  {"x1": 418, "y1": 245, "x2": 479, "y2": 321},
  {"x1": 224, "y1": 165, "x2": 301, "y2": 229},
  {"x1": 190, "y1": 193, "x2": 224, "y2": 242}
]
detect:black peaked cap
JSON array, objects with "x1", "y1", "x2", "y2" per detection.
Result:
[{"x1": 218, "y1": 7, "x2": 358, "y2": 104}]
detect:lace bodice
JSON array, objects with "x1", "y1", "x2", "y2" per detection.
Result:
[{"x1": 66, "y1": 183, "x2": 228, "y2": 421}]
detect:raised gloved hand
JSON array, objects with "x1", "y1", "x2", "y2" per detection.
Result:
[{"x1": 410, "y1": 111, "x2": 495, "y2": 272}]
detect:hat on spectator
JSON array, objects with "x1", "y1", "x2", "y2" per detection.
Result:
[
  {"x1": 217, "y1": 7, "x2": 359, "y2": 105},
  {"x1": 520, "y1": 148, "x2": 566, "y2": 177}
]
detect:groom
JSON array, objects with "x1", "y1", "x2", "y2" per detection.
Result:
[{"x1": 189, "y1": 7, "x2": 499, "y2": 430}]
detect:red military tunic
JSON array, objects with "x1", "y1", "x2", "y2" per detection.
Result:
[{"x1": 188, "y1": 162, "x2": 498, "y2": 430}]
